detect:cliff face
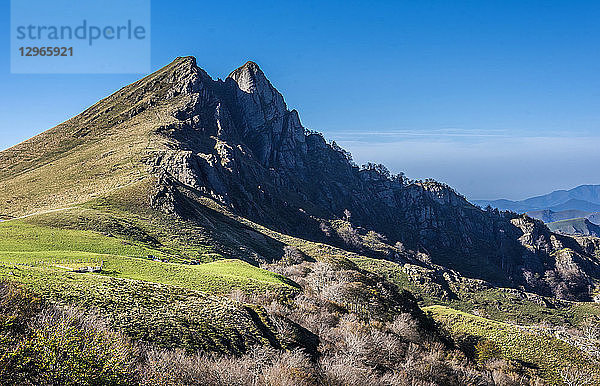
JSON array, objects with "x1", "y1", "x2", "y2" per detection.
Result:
[{"x1": 145, "y1": 58, "x2": 600, "y2": 299}]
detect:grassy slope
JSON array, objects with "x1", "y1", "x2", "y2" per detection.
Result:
[
  {"x1": 425, "y1": 305, "x2": 600, "y2": 385},
  {"x1": 0, "y1": 113, "x2": 155, "y2": 218},
  {"x1": 0, "y1": 58, "x2": 194, "y2": 219},
  {"x1": 352, "y1": 256, "x2": 600, "y2": 327},
  {"x1": 1, "y1": 264, "x2": 281, "y2": 354},
  {"x1": 0, "y1": 217, "x2": 301, "y2": 354},
  {"x1": 0, "y1": 219, "x2": 297, "y2": 295},
  {"x1": 0, "y1": 220, "x2": 162, "y2": 257}
]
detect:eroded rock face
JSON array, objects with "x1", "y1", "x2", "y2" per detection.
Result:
[
  {"x1": 225, "y1": 62, "x2": 307, "y2": 169},
  {"x1": 143, "y1": 57, "x2": 600, "y2": 300},
  {"x1": 509, "y1": 215, "x2": 599, "y2": 298}
]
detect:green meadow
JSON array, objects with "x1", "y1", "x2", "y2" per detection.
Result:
[{"x1": 425, "y1": 305, "x2": 600, "y2": 385}]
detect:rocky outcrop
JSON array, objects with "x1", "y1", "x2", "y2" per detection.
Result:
[
  {"x1": 132, "y1": 57, "x2": 600, "y2": 299},
  {"x1": 224, "y1": 62, "x2": 307, "y2": 170},
  {"x1": 509, "y1": 215, "x2": 600, "y2": 298}
]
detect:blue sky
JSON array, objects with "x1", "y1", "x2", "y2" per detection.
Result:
[{"x1": 1, "y1": 0, "x2": 599, "y2": 200}]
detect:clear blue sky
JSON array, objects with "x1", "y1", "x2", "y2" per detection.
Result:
[{"x1": 1, "y1": 0, "x2": 599, "y2": 200}]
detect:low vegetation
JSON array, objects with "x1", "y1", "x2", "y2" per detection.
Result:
[
  {"x1": 352, "y1": 256, "x2": 600, "y2": 328},
  {"x1": 0, "y1": 189, "x2": 596, "y2": 386},
  {"x1": 3, "y1": 206, "x2": 599, "y2": 384},
  {"x1": 0, "y1": 281, "x2": 136, "y2": 385},
  {"x1": 426, "y1": 305, "x2": 600, "y2": 384}
]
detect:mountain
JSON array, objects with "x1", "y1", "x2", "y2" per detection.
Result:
[
  {"x1": 2, "y1": 56, "x2": 600, "y2": 384},
  {"x1": 473, "y1": 184, "x2": 600, "y2": 213},
  {"x1": 526, "y1": 209, "x2": 600, "y2": 225},
  {"x1": 1, "y1": 57, "x2": 600, "y2": 302},
  {"x1": 547, "y1": 217, "x2": 600, "y2": 237},
  {"x1": 548, "y1": 198, "x2": 600, "y2": 212},
  {"x1": 526, "y1": 209, "x2": 591, "y2": 223},
  {"x1": 589, "y1": 212, "x2": 600, "y2": 224}
]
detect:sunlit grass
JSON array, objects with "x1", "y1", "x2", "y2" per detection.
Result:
[{"x1": 425, "y1": 305, "x2": 600, "y2": 384}]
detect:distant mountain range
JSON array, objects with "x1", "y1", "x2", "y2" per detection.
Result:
[
  {"x1": 473, "y1": 185, "x2": 600, "y2": 236},
  {"x1": 473, "y1": 185, "x2": 600, "y2": 213}
]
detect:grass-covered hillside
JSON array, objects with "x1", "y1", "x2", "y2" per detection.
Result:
[
  {"x1": 0, "y1": 216, "x2": 306, "y2": 357},
  {"x1": 0, "y1": 57, "x2": 199, "y2": 220},
  {"x1": 0, "y1": 218, "x2": 298, "y2": 294},
  {"x1": 426, "y1": 305, "x2": 600, "y2": 385}
]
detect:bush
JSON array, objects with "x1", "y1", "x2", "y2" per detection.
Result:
[
  {"x1": 0, "y1": 280, "x2": 42, "y2": 333},
  {"x1": 281, "y1": 246, "x2": 305, "y2": 266},
  {"x1": 475, "y1": 339, "x2": 502, "y2": 365},
  {"x1": 0, "y1": 282, "x2": 136, "y2": 385}
]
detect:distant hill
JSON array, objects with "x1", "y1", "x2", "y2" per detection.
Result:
[
  {"x1": 547, "y1": 218, "x2": 600, "y2": 237},
  {"x1": 473, "y1": 185, "x2": 600, "y2": 213},
  {"x1": 589, "y1": 212, "x2": 600, "y2": 224},
  {"x1": 547, "y1": 198, "x2": 600, "y2": 212},
  {"x1": 526, "y1": 209, "x2": 590, "y2": 223},
  {"x1": 527, "y1": 209, "x2": 600, "y2": 225}
]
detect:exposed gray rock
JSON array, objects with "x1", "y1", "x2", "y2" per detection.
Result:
[{"x1": 142, "y1": 57, "x2": 600, "y2": 300}]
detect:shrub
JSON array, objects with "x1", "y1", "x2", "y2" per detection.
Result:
[
  {"x1": 0, "y1": 280, "x2": 42, "y2": 333},
  {"x1": 389, "y1": 313, "x2": 421, "y2": 342},
  {"x1": 281, "y1": 246, "x2": 305, "y2": 266},
  {"x1": 0, "y1": 282, "x2": 136, "y2": 385},
  {"x1": 262, "y1": 349, "x2": 319, "y2": 386},
  {"x1": 475, "y1": 339, "x2": 502, "y2": 365}
]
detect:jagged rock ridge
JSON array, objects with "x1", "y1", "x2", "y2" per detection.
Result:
[{"x1": 144, "y1": 57, "x2": 600, "y2": 300}]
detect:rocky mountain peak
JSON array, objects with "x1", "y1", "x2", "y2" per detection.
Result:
[
  {"x1": 217, "y1": 61, "x2": 306, "y2": 168},
  {"x1": 226, "y1": 61, "x2": 288, "y2": 126},
  {"x1": 227, "y1": 61, "x2": 265, "y2": 92}
]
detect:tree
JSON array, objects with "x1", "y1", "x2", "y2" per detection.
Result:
[
  {"x1": 391, "y1": 172, "x2": 406, "y2": 185},
  {"x1": 361, "y1": 163, "x2": 391, "y2": 178}
]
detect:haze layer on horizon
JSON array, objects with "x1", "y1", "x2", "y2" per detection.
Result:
[{"x1": 336, "y1": 129, "x2": 600, "y2": 201}]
